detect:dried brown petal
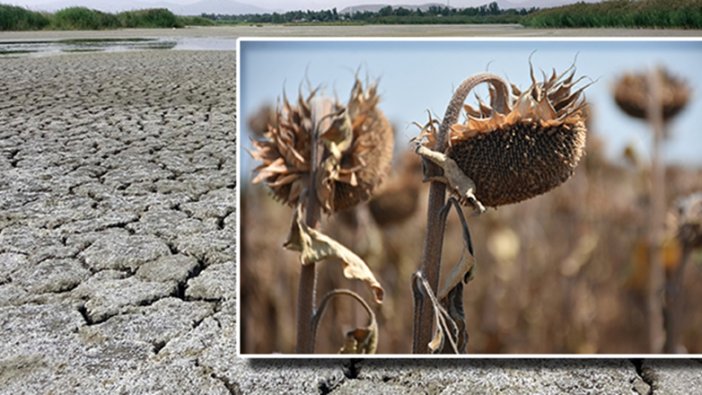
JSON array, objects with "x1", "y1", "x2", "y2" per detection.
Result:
[{"x1": 323, "y1": 78, "x2": 394, "y2": 212}]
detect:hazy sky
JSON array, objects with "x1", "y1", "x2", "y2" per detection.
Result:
[{"x1": 239, "y1": 39, "x2": 702, "y2": 179}]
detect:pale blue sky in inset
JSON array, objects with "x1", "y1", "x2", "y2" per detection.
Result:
[{"x1": 240, "y1": 40, "x2": 702, "y2": 179}]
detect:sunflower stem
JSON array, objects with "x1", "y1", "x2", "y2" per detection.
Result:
[
  {"x1": 413, "y1": 73, "x2": 509, "y2": 353},
  {"x1": 295, "y1": 98, "x2": 332, "y2": 353},
  {"x1": 647, "y1": 67, "x2": 666, "y2": 354}
]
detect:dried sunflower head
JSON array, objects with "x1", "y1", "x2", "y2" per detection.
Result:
[
  {"x1": 417, "y1": 64, "x2": 590, "y2": 208},
  {"x1": 614, "y1": 68, "x2": 691, "y2": 122},
  {"x1": 250, "y1": 90, "x2": 315, "y2": 207},
  {"x1": 247, "y1": 103, "x2": 277, "y2": 139},
  {"x1": 250, "y1": 79, "x2": 394, "y2": 213}
]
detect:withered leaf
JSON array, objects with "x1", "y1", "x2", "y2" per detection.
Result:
[
  {"x1": 417, "y1": 198, "x2": 475, "y2": 354},
  {"x1": 284, "y1": 206, "x2": 384, "y2": 303},
  {"x1": 437, "y1": 199, "x2": 475, "y2": 353},
  {"x1": 414, "y1": 144, "x2": 485, "y2": 213},
  {"x1": 339, "y1": 326, "x2": 378, "y2": 354},
  {"x1": 313, "y1": 289, "x2": 379, "y2": 354},
  {"x1": 413, "y1": 272, "x2": 459, "y2": 354}
]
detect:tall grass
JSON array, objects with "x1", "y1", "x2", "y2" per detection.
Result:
[
  {"x1": 118, "y1": 9, "x2": 181, "y2": 28},
  {"x1": 522, "y1": 0, "x2": 702, "y2": 29},
  {"x1": 52, "y1": 7, "x2": 120, "y2": 30},
  {"x1": 0, "y1": 4, "x2": 212, "y2": 30},
  {"x1": 0, "y1": 4, "x2": 49, "y2": 30}
]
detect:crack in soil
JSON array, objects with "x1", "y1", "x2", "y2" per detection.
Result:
[
  {"x1": 152, "y1": 339, "x2": 166, "y2": 354},
  {"x1": 173, "y1": 258, "x2": 206, "y2": 301},
  {"x1": 211, "y1": 373, "x2": 242, "y2": 395},
  {"x1": 342, "y1": 359, "x2": 361, "y2": 380},
  {"x1": 318, "y1": 359, "x2": 363, "y2": 395},
  {"x1": 631, "y1": 359, "x2": 655, "y2": 395},
  {"x1": 77, "y1": 303, "x2": 93, "y2": 325},
  {"x1": 196, "y1": 358, "x2": 242, "y2": 395}
]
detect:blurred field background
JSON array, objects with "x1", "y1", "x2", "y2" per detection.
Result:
[
  {"x1": 241, "y1": 135, "x2": 702, "y2": 354},
  {"x1": 239, "y1": 41, "x2": 702, "y2": 354}
]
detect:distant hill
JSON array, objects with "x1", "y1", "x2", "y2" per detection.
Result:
[
  {"x1": 174, "y1": 0, "x2": 268, "y2": 15},
  {"x1": 495, "y1": 0, "x2": 601, "y2": 10},
  {"x1": 340, "y1": 3, "x2": 448, "y2": 14}
]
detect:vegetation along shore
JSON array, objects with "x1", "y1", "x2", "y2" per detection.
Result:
[{"x1": 2, "y1": 0, "x2": 702, "y2": 31}]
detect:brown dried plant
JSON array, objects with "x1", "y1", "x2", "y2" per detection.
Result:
[
  {"x1": 415, "y1": 63, "x2": 590, "y2": 210},
  {"x1": 613, "y1": 66, "x2": 692, "y2": 353},
  {"x1": 614, "y1": 67, "x2": 691, "y2": 123},
  {"x1": 412, "y1": 63, "x2": 591, "y2": 353},
  {"x1": 249, "y1": 77, "x2": 393, "y2": 354},
  {"x1": 250, "y1": 79, "x2": 394, "y2": 213}
]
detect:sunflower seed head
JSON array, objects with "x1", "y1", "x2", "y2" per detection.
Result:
[
  {"x1": 417, "y1": 65, "x2": 590, "y2": 208},
  {"x1": 614, "y1": 67, "x2": 691, "y2": 122}
]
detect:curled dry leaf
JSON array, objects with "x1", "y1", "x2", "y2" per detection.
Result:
[
  {"x1": 284, "y1": 206, "x2": 384, "y2": 303},
  {"x1": 437, "y1": 199, "x2": 475, "y2": 354},
  {"x1": 414, "y1": 141, "x2": 485, "y2": 214},
  {"x1": 417, "y1": 198, "x2": 476, "y2": 354},
  {"x1": 438, "y1": 282, "x2": 468, "y2": 354},
  {"x1": 340, "y1": 327, "x2": 378, "y2": 354},
  {"x1": 312, "y1": 289, "x2": 379, "y2": 354}
]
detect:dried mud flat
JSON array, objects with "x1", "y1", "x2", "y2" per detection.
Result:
[
  {"x1": 0, "y1": 49, "x2": 700, "y2": 394},
  {"x1": 0, "y1": 24, "x2": 700, "y2": 42}
]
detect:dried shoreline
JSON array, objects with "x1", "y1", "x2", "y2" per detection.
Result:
[{"x1": 1, "y1": 24, "x2": 701, "y2": 42}]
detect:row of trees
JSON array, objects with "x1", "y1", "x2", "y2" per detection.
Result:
[{"x1": 203, "y1": 2, "x2": 534, "y2": 25}]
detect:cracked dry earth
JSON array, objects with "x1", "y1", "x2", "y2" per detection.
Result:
[{"x1": 0, "y1": 50, "x2": 700, "y2": 395}]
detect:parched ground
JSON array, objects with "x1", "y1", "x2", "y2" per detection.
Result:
[
  {"x1": 0, "y1": 24, "x2": 701, "y2": 41},
  {"x1": 0, "y1": 49, "x2": 700, "y2": 394}
]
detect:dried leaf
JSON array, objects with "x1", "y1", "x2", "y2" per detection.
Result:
[
  {"x1": 423, "y1": 199, "x2": 476, "y2": 354},
  {"x1": 438, "y1": 253, "x2": 474, "y2": 301},
  {"x1": 427, "y1": 327, "x2": 444, "y2": 353},
  {"x1": 439, "y1": 282, "x2": 467, "y2": 354},
  {"x1": 414, "y1": 273, "x2": 459, "y2": 354},
  {"x1": 284, "y1": 207, "x2": 384, "y2": 303},
  {"x1": 414, "y1": 143, "x2": 485, "y2": 213},
  {"x1": 313, "y1": 289, "x2": 379, "y2": 354},
  {"x1": 339, "y1": 327, "x2": 378, "y2": 354}
]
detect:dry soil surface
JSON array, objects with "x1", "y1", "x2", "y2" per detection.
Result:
[
  {"x1": 0, "y1": 24, "x2": 701, "y2": 41},
  {"x1": 0, "y1": 49, "x2": 700, "y2": 394}
]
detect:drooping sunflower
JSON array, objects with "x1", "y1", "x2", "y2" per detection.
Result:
[
  {"x1": 614, "y1": 68, "x2": 690, "y2": 122},
  {"x1": 250, "y1": 78, "x2": 394, "y2": 213},
  {"x1": 417, "y1": 64, "x2": 591, "y2": 208}
]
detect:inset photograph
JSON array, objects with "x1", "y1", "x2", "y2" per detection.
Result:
[{"x1": 237, "y1": 39, "x2": 702, "y2": 356}]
